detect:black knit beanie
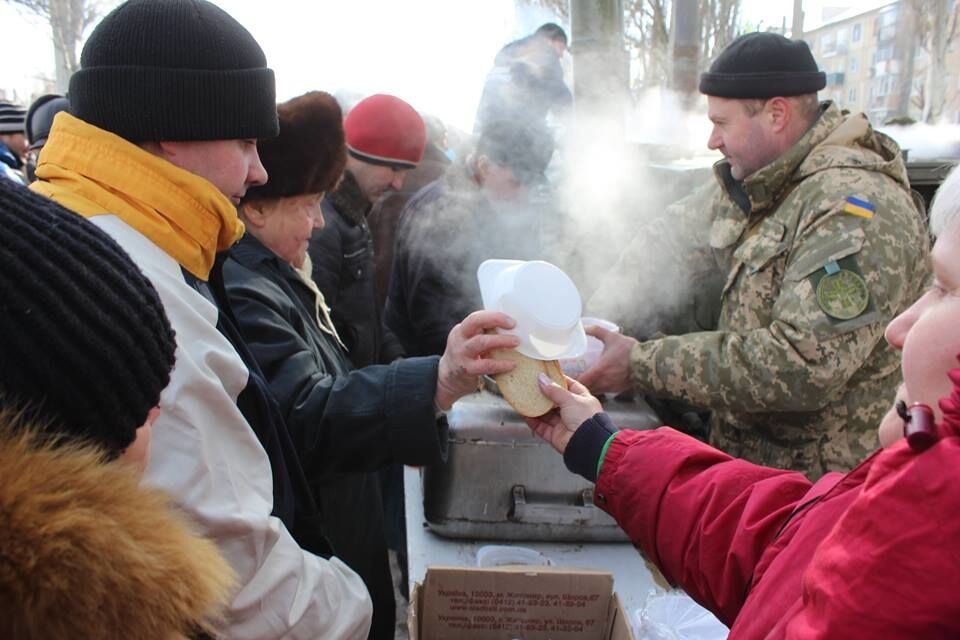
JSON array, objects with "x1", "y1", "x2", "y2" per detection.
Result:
[
  {"x1": 69, "y1": 0, "x2": 278, "y2": 142},
  {"x1": 0, "y1": 101, "x2": 26, "y2": 134},
  {"x1": 25, "y1": 94, "x2": 70, "y2": 150},
  {"x1": 0, "y1": 180, "x2": 177, "y2": 456},
  {"x1": 699, "y1": 32, "x2": 826, "y2": 99}
]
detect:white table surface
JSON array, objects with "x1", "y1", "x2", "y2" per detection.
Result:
[{"x1": 404, "y1": 465, "x2": 660, "y2": 618}]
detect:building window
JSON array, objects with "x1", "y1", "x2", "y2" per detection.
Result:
[
  {"x1": 848, "y1": 87, "x2": 858, "y2": 103},
  {"x1": 873, "y1": 45, "x2": 894, "y2": 64},
  {"x1": 852, "y1": 23, "x2": 862, "y2": 42},
  {"x1": 822, "y1": 32, "x2": 836, "y2": 54},
  {"x1": 837, "y1": 28, "x2": 848, "y2": 50},
  {"x1": 850, "y1": 56, "x2": 859, "y2": 72}
]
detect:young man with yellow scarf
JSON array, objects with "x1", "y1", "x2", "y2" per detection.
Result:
[{"x1": 29, "y1": 1, "x2": 520, "y2": 637}]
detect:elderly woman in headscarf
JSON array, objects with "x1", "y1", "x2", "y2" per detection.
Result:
[{"x1": 526, "y1": 164, "x2": 960, "y2": 639}]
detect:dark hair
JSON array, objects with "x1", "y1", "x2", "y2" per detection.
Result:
[
  {"x1": 476, "y1": 119, "x2": 554, "y2": 185},
  {"x1": 535, "y1": 23, "x2": 568, "y2": 46}
]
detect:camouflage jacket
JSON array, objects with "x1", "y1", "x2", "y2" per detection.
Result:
[{"x1": 598, "y1": 103, "x2": 930, "y2": 477}]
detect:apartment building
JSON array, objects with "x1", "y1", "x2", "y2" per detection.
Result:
[{"x1": 803, "y1": 1, "x2": 960, "y2": 124}]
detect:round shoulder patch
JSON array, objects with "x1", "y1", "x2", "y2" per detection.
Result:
[{"x1": 816, "y1": 269, "x2": 870, "y2": 320}]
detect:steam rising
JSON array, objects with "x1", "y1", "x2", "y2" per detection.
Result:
[
  {"x1": 547, "y1": 89, "x2": 720, "y2": 337},
  {"x1": 879, "y1": 123, "x2": 960, "y2": 161},
  {"x1": 394, "y1": 87, "x2": 722, "y2": 345}
]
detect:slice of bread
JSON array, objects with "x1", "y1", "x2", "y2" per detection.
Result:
[{"x1": 491, "y1": 348, "x2": 567, "y2": 417}]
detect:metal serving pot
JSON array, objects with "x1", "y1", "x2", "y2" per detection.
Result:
[{"x1": 422, "y1": 390, "x2": 660, "y2": 542}]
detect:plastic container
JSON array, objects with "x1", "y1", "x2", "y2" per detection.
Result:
[
  {"x1": 475, "y1": 545, "x2": 554, "y2": 568},
  {"x1": 478, "y1": 259, "x2": 587, "y2": 360},
  {"x1": 633, "y1": 591, "x2": 729, "y2": 640},
  {"x1": 560, "y1": 317, "x2": 620, "y2": 379}
]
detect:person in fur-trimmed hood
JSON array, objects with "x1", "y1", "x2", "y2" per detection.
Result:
[{"x1": 0, "y1": 179, "x2": 234, "y2": 639}]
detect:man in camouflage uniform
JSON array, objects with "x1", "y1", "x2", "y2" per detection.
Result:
[{"x1": 581, "y1": 32, "x2": 930, "y2": 478}]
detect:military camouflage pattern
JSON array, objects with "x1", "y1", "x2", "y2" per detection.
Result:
[{"x1": 599, "y1": 103, "x2": 931, "y2": 478}]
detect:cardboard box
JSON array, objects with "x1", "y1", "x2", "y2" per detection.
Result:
[{"x1": 408, "y1": 565, "x2": 634, "y2": 640}]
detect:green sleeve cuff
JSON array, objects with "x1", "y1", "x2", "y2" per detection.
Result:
[{"x1": 596, "y1": 432, "x2": 618, "y2": 479}]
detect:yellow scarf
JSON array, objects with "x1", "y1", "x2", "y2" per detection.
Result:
[{"x1": 31, "y1": 113, "x2": 245, "y2": 280}]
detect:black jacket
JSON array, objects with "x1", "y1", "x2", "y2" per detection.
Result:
[
  {"x1": 223, "y1": 234, "x2": 445, "y2": 640},
  {"x1": 224, "y1": 234, "x2": 445, "y2": 474},
  {"x1": 368, "y1": 143, "x2": 451, "y2": 310},
  {"x1": 185, "y1": 259, "x2": 333, "y2": 558},
  {"x1": 309, "y1": 172, "x2": 405, "y2": 368}
]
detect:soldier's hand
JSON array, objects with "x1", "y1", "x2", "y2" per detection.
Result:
[
  {"x1": 577, "y1": 325, "x2": 636, "y2": 395},
  {"x1": 525, "y1": 375, "x2": 602, "y2": 454},
  {"x1": 435, "y1": 310, "x2": 519, "y2": 411}
]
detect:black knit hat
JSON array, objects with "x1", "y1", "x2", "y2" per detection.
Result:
[
  {"x1": 69, "y1": 0, "x2": 278, "y2": 142},
  {"x1": 477, "y1": 120, "x2": 554, "y2": 185},
  {"x1": 25, "y1": 94, "x2": 70, "y2": 151},
  {"x1": 0, "y1": 101, "x2": 26, "y2": 134},
  {"x1": 243, "y1": 91, "x2": 347, "y2": 202},
  {"x1": 699, "y1": 32, "x2": 826, "y2": 99},
  {"x1": 0, "y1": 180, "x2": 177, "y2": 456}
]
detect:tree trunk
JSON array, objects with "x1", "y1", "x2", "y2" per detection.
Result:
[
  {"x1": 791, "y1": 0, "x2": 803, "y2": 39},
  {"x1": 670, "y1": 0, "x2": 699, "y2": 103},
  {"x1": 45, "y1": 0, "x2": 86, "y2": 92}
]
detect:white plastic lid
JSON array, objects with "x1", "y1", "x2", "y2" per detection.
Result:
[{"x1": 478, "y1": 259, "x2": 587, "y2": 360}]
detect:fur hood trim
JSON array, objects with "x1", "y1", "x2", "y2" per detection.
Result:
[{"x1": 0, "y1": 418, "x2": 235, "y2": 639}]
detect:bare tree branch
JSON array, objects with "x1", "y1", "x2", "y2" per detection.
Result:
[
  {"x1": 522, "y1": 0, "x2": 569, "y2": 20},
  {"x1": 3, "y1": 0, "x2": 111, "y2": 91},
  {"x1": 907, "y1": 0, "x2": 960, "y2": 122}
]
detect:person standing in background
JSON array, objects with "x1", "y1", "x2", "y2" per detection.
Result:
[
  {"x1": 0, "y1": 100, "x2": 27, "y2": 184},
  {"x1": 386, "y1": 119, "x2": 554, "y2": 357},
  {"x1": 309, "y1": 93, "x2": 426, "y2": 369},
  {"x1": 368, "y1": 114, "x2": 452, "y2": 312},
  {"x1": 23, "y1": 94, "x2": 69, "y2": 182},
  {"x1": 474, "y1": 23, "x2": 572, "y2": 134}
]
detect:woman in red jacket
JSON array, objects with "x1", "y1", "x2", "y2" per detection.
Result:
[{"x1": 527, "y1": 165, "x2": 960, "y2": 639}]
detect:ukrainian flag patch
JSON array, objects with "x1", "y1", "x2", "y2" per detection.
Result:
[{"x1": 843, "y1": 196, "x2": 876, "y2": 219}]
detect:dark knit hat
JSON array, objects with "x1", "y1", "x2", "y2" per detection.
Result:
[
  {"x1": 0, "y1": 101, "x2": 26, "y2": 134},
  {"x1": 477, "y1": 120, "x2": 554, "y2": 185},
  {"x1": 0, "y1": 179, "x2": 177, "y2": 456},
  {"x1": 243, "y1": 91, "x2": 346, "y2": 203},
  {"x1": 344, "y1": 94, "x2": 426, "y2": 169},
  {"x1": 69, "y1": 0, "x2": 278, "y2": 142},
  {"x1": 699, "y1": 32, "x2": 826, "y2": 99},
  {"x1": 25, "y1": 95, "x2": 70, "y2": 151}
]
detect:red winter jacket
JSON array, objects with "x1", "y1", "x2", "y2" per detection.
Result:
[{"x1": 593, "y1": 426, "x2": 960, "y2": 639}]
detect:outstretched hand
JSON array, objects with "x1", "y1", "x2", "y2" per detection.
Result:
[
  {"x1": 525, "y1": 375, "x2": 602, "y2": 454},
  {"x1": 435, "y1": 310, "x2": 520, "y2": 411},
  {"x1": 576, "y1": 325, "x2": 637, "y2": 395}
]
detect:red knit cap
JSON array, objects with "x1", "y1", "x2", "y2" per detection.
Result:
[{"x1": 344, "y1": 94, "x2": 426, "y2": 169}]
